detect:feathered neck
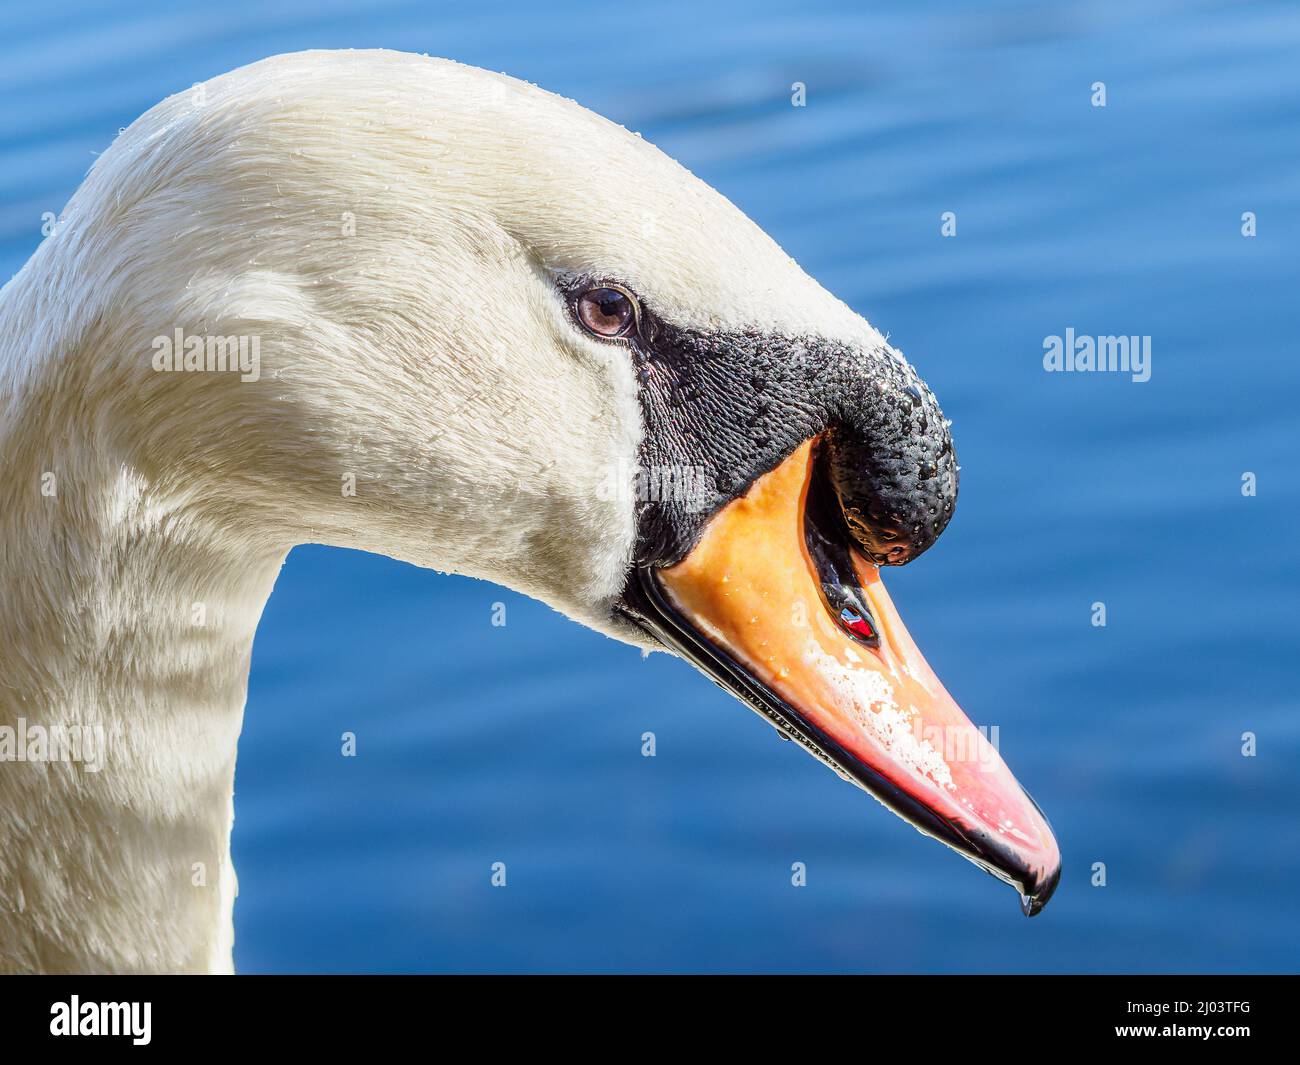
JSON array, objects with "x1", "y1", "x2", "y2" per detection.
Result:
[{"x1": 0, "y1": 383, "x2": 285, "y2": 970}]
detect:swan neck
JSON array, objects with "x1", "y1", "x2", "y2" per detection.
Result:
[{"x1": 0, "y1": 438, "x2": 285, "y2": 973}]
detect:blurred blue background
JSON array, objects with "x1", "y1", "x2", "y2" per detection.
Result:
[{"x1": 2, "y1": 0, "x2": 1297, "y2": 972}]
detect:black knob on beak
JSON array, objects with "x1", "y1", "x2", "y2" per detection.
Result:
[{"x1": 825, "y1": 348, "x2": 958, "y2": 566}]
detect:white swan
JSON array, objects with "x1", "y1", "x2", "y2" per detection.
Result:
[{"x1": 0, "y1": 50, "x2": 1059, "y2": 974}]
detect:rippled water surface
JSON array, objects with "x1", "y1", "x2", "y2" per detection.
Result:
[{"x1": 2, "y1": 0, "x2": 1297, "y2": 972}]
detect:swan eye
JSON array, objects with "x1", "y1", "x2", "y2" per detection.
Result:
[{"x1": 576, "y1": 287, "x2": 637, "y2": 338}]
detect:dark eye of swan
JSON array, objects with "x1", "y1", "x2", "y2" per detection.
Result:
[{"x1": 576, "y1": 287, "x2": 637, "y2": 338}]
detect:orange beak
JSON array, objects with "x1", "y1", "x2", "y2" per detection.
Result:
[{"x1": 634, "y1": 440, "x2": 1060, "y2": 914}]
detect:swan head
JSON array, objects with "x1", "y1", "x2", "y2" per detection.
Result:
[{"x1": 57, "y1": 50, "x2": 1058, "y2": 914}]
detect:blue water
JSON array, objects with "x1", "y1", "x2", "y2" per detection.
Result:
[{"x1": 2, "y1": 0, "x2": 1297, "y2": 972}]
